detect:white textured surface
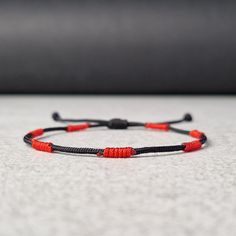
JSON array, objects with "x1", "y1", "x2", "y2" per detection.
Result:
[{"x1": 0, "y1": 96, "x2": 236, "y2": 236}]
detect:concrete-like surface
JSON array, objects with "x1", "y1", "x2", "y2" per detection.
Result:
[{"x1": 0, "y1": 96, "x2": 236, "y2": 236}]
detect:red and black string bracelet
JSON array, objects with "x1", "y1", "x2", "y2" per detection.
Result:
[{"x1": 23, "y1": 112, "x2": 207, "y2": 158}]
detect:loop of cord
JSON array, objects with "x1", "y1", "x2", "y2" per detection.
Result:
[{"x1": 23, "y1": 113, "x2": 207, "y2": 157}]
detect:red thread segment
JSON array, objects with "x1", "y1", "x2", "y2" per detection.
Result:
[
  {"x1": 31, "y1": 139, "x2": 53, "y2": 152},
  {"x1": 97, "y1": 147, "x2": 136, "y2": 158},
  {"x1": 145, "y1": 123, "x2": 169, "y2": 131},
  {"x1": 189, "y1": 130, "x2": 204, "y2": 139},
  {"x1": 183, "y1": 140, "x2": 202, "y2": 152},
  {"x1": 67, "y1": 123, "x2": 89, "y2": 132},
  {"x1": 29, "y1": 128, "x2": 44, "y2": 138}
]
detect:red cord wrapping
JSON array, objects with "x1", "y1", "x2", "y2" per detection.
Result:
[
  {"x1": 145, "y1": 123, "x2": 169, "y2": 130},
  {"x1": 97, "y1": 147, "x2": 136, "y2": 158},
  {"x1": 67, "y1": 123, "x2": 89, "y2": 132},
  {"x1": 183, "y1": 140, "x2": 202, "y2": 152},
  {"x1": 24, "y1": 113, "x2": 207, "y2": 156},
  {"x1": 189, "y1": 130, "x2": 204, "y2": 138},
  {"x1": 29, "y1": 128, "x2": 44, "y2": 138},
  {"x1": 32, "y1": 139, "x2": 53, "y2": 152}
]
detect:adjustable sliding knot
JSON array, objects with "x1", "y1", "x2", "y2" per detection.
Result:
[
  {"x1": 183, "y1": 140, "x2": 202, "y2": 152},
  {"x1": 67, "y1": 123, "x2": 89, "y2": 132},
  {"x1": 32, "y1": 139, "x2": 53, "y2": 153},
  {"x1": 97, "y1": 147, "x2": 136, "y2": 158},
  {"x1": 107, "y1": 119, "x2": 128, "y2": 129},
  {"x1": 145, "y1": 123, "x2": 169, "y2": 131}
]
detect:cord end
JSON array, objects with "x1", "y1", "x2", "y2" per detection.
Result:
[
  {"x1": 52, "y1": 112, "x2": 61, "y2": 121},
  {"x1": 184, "y1": 113, "x2": 193, "y2": 122}
]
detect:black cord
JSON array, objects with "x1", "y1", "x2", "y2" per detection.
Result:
[{"x1": 23, "y1": 112, "x2": 207, "y2": 157}]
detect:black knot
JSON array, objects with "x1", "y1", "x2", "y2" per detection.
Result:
[
  {"x1": 52, "y1": 112, "x2": 60, "y2": 121},
  {"x1": 108, "y1": 119, "x2": 128, "y2": 129},
  {"x1": 184, "y1": 113, "x2": 192, "y2": 122}
]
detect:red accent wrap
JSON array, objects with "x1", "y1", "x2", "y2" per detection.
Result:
[
  {"x1": 189, "y1": 130, "x2": 204, "y2": 139},
  {"x1": 183, "y1": 140, "x2": 202, "y2": 152},
  {"x1": 97, "y1": 147, "x2": 136, "y2": 158},
  {"x1": 29, "y1": 128, "x2": 44, "y2": 138},
  {"x1": 32, "y1": 139, "x2": 53, "y2": 152},
  {"x1": 145, "y1": 123, "x2": 169, "y2": 131},
  {"x1": 67, "y1": 123, "x2": 89, "y2": 132}
]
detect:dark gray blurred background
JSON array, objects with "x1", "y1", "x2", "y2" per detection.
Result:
[{"x1": 0, "y1": 1, "x2": 235, "y2": 94}]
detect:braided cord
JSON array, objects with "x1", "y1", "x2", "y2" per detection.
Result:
[{"x1": 23, "y1": 112, "x2": 207, "y2": 157}]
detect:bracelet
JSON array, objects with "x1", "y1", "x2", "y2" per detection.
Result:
[{"x1": 23, "y1": 112, "x2": 207, "y2": 158}]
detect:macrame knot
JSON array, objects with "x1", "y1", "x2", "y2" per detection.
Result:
[
  {"x1": 189, "y1": 130, "x2": 204, "y2": 139},
  {"x1": 97, "y1": 147, "x2": 136, "y2": 158},
  {"x1": 67, "y1": 123, "x2": 89, "y2": 132},
  {"x1": 29, "y1": 128, "x2": 44, "y2": 138},
  {"x1": 145, "y1": 123, "x2": 169, "y2": 131},
  {"x1": 32, "y1": 139, "x2": 53, "y2": 153},
  {"x1": 107, "y1": 119, "x2": 128, "y2": 129},
  {"x1": 183, "y1": 140, "x2": 202, "y2": 152}
]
